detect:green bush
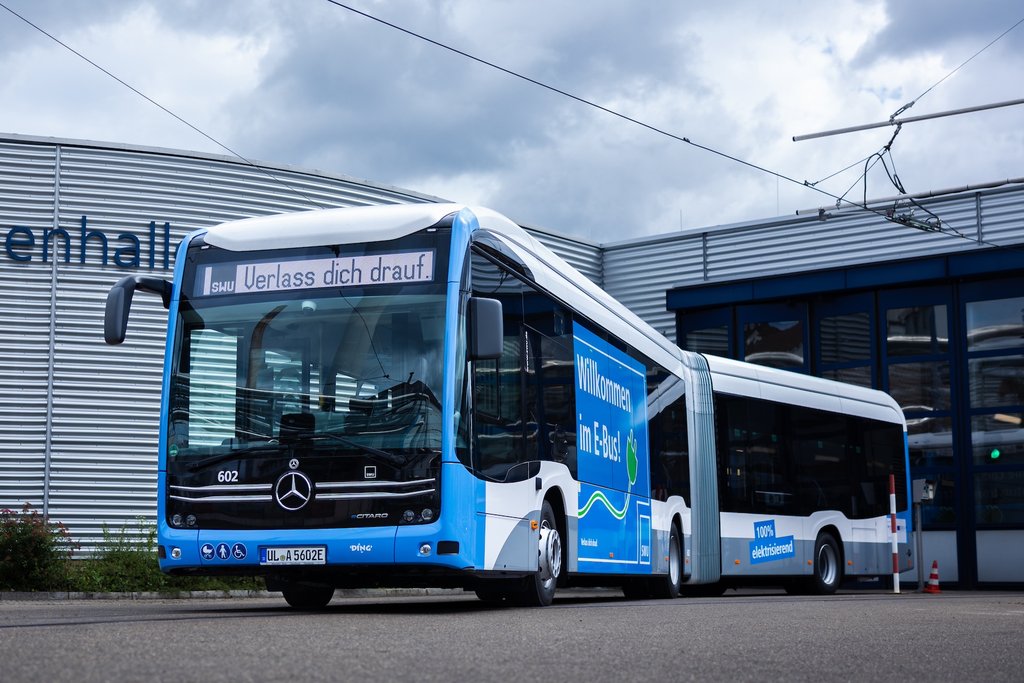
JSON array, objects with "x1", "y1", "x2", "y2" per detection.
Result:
[
  {"x1": 0, "y1": 504, "x2": 76, "y2": 591},
  {"x1": 1, "y1": 509, "x2": 262, "y2": 593},
  {"x1": 72, "y1": 518, "x2": 164, "y2": 592},
  {"x1": 74, "y1": 518, "x2": 263, "y2": 593}
]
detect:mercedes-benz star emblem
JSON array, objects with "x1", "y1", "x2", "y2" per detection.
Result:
[{"x1": 274, "y1": 470, "x2": 313, "y2": 511}]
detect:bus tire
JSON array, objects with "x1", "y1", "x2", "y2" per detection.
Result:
[
  {"x1": 649, "y1": 524, "x2": 682, "y2": 599},
  {"x1": 811, "y1": 532, "x2": 842, "y2": 595},
  {"x1": 281, "y1": 583, "x2": 335, "y2": 609},
  {"x1": 517, "y1": 500, "x2": 562, "y2": 607}
]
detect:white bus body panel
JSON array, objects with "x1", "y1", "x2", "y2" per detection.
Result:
[
  {"x1": 704, "y1": 355, "x2": 908, "y2": 578},
  {"x1": 203, "y1": 203, "x2": 462, "y2": 251}
]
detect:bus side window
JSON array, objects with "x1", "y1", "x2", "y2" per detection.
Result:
[
  {"x1": 522, "y1": 293, "x2": 577, "y2": 476},
  {"x1": 716, "y1": 395, "x2": 750, "y2": 513},
  {"x1": 470, "y1": 251, "x2": 528, "y2": 481},
  {"x1": 473, "y1": 322, "x2": 525, "y2": 480},
  {"x1": 792, "y1": 405, "x2": 849, "y2": 516},
  {"x1": 648, "y1": 372, "x2": 689, "y2": 504},
  {"x1": 716, "y1": 394, "x2": 795, "y2": 514}
]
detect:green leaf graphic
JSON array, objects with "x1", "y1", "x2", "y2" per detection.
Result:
[{"x1": 626, "y1": 430, "x2": 638, "y2": 486}]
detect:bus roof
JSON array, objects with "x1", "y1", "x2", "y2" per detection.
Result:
[
  {"x1": 203, "y1": 203, "x2": 458, "y2": 251},
  {"x1": 703, "y1": 354, "x2": 906, "y2": 425}
]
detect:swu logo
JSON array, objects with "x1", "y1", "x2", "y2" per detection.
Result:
[
  {"x1": 349, "y1": 543, "x2": 373, "y2": 553},
  {"x1": 209, "y1": 280, "x2": 235, "y2": 294}
]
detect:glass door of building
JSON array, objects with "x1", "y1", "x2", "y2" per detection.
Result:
[
  {"x1": 960, "y1": 278, "x2": 1024, "y2": 584},
  {"x1": 878, "y1": 286, "x2": 966, "y2": 584}
]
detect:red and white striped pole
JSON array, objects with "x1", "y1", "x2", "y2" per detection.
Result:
[{"x1": 890, "y1": 474, "x2": 900, "y2": 594}]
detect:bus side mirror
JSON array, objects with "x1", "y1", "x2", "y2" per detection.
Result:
[
  {"x1": 104, "y1": 275, "x2": 173, "y2": 345},
  {"x1": 468, "y1": 297, "x2": 503, "y2": 361}
]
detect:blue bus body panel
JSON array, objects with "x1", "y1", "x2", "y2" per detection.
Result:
[
  {"x1": 157, "y1": 230, "x2": 201, "y2": 565},
  {"x1": 573, "y1": 325, "x2": 653, "y2": 574},
  {"x1": 158, "y1": 213, "x2": 490, "y2": 574},
  {"x1": 441, "y1": 208, "x2": 486, "y2": 569}
]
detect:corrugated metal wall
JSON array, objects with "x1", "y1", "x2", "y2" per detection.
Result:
[
  {"x1": 603, "y1": 234, "x2": 703, "y2": 343},
  {"x1": 0, "y1": 142, "x2": 55, "y2": 511}
]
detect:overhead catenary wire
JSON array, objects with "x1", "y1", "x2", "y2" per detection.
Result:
[
  {"x1": 794, "y1": 15, "x2": 1022, "y2": 203},
  {"x1": 0, "y1": 0, "x2": 328, "y2": 211},
  {"x1": 890, "y1": 15, "x2": 1024, "y2": 120},
  {"x1": 793, "y1": 13, "x2": 1024, "y2": 241},
  {"x1": 0, "y1": 0, "x2": 1010, "y2": 249},
  {"x1": 323, "y1": 0, "x2": 995, "y2": 245},
  {"x1": 798, "y1": 15, "x2": 1024, "y2": 141}
]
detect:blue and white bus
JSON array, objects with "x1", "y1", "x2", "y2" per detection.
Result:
[{"x1": 105, "y1": 204, "x2": 911, "y2": 608}]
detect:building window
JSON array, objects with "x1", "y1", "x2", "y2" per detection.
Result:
[
  {"x1": 816, "y1": 301, "x2": 874, "y2": 388},
  {"x1": 882, "y1": 291, "x2": 956, "y2": 532},
  {"x1": 968, "y1": 355, "x2": 1024, "y2": 408},
  {"x1": 974, "y1": 471, "x2": 1024, "y2": 525},
  {"x1": 963, "y1": 293, "x2": 1024, "y2": 529},
  {"x1": 886, "y1": 305, "x2": 948, "y2": 356},
  {"x1": 887, "y1": 361, "x2": 952, "y2": 412},
  {"x1": 820, "y1": 311, "x2": 871, "y2": 363},
  {"x1": 685, "y1": 326, "x2": 729, "y2": 356},
  {"x1": 679, "y1": 308, "x2": 733, "y2": 358},
  {"x1": 743, "y1": 320, "x2": 804, "y2": 370},
  {"x1": 908, "y1": 416, "x2": 954, "y2": 468},
  {"x1": 965, "y1": 296, "x2": 1024, "y2": 352}
]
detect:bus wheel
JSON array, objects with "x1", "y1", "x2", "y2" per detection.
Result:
[
  {"x1": 811, "y1": 532, "x2": 842, "y2": 595},
  {"x1": 281, "y1": 583, "x2": 335, "y2": 609},
  {"x1": 518, "y1": 500, "x2": 562, "y2": 607},
  {"x1": 650, "y1": 524, "x2": 682, "y2": 599}
]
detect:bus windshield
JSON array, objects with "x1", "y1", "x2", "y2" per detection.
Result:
[
  {"x1": 169, "y1": 290, "x2": 447, "y2": 465},
  {"x1": 167, "y1": 229, "x2": 451, "y2": 473}
]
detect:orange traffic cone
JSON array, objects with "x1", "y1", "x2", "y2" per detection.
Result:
[{"x1": 923, "y1": 560, "x2": 941, "y2": 594}]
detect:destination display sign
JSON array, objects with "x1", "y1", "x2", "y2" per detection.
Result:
[{"x1": 195, "y1": 250, "x2": 435, "y2": 297}]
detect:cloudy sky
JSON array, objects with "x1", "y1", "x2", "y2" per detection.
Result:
[{"x1": 0, "y1": 0, "x2": 1021, "y2": 243}]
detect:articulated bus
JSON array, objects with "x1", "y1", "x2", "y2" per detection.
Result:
[{"x1": 105, "y1": 204, "x2": 911, "y2": 608}]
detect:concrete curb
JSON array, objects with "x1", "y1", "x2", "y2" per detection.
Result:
[{"x1": 0, "y1": 587, "x2": 462, "y2": 602}]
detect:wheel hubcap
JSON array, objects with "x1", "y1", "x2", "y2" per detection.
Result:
[
  {"x1": 818, "y1": 544, "x2": 837, "y2": 585},
  {"x1": 669, "y1": 534, "x2": 681, "y2": 586},
  {"x1": 538, "y1": 520, "x2": 562, "y2": 585}
]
